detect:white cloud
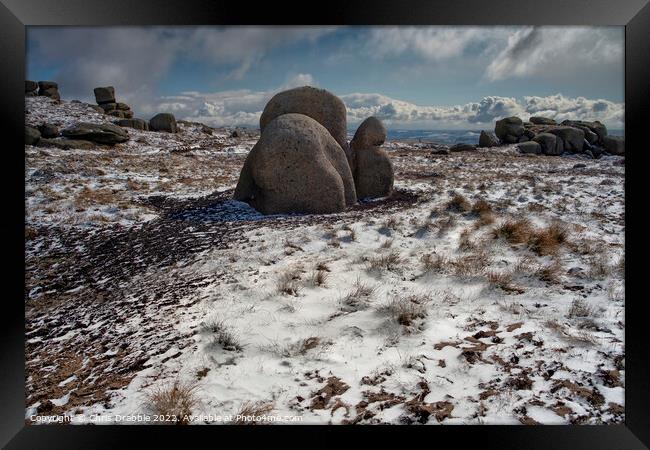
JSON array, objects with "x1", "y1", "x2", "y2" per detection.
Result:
[{"x1": 485, "y1": 27, "x2": 623, "y2": 82}]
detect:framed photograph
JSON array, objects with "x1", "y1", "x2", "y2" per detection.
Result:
[{"x1": 1, "y1": 0, "x2": 647, "y2": 447}]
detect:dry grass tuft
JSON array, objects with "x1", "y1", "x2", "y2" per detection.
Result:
[
  {"x1": 446, "y1": 193, "x2": 472, "y2": 213},
  {"x1": 311, "y1": 268, "x2": 329, "y2": 287},
  {"x1": 277, "y1": 268, "x2": 302, "y2": 296},
  {"x1": 421, "y1": 253, "x2": 449, "y2": 275},
  {"x1": 528, "y1": 222, "x2": 568, "y2": 256},
  {"x1": 567, "y1": 298, "x2": 597, "y2": 319},
  {"x1": 535, "y1": 259, "x2": 563, "y2": 284},
  {"x1": 458, "y1": 229, "x2": 477, "y2": 252},
  {"x1": 491, "y1": 218, "x2": 533, "y2": 245},
  {"x1": 202, "y1": 319, "x2": 245, "y2": 352},
  {"x1": 234, "y1": 401, "x2": 275, "y2": 425},
  {"x1": 380, "y1": 293, "x2": 432, "y2": 330},
  {"x1": 145, "y1": 380, "x2": 199, "y2": 424},
  {"x1": 340, "y1": 278, "x2": 376, "y2": 312},
  {"x1": 452, "y1": 250, "x2": 490, "y2": 278},
  {"x1": 367, "y1": 251, "x2": 402, "y2": 272},
  {"x1": 587, "y1": 254, "x2": 611, "y2": 279}
]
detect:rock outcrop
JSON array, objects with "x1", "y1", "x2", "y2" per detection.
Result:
[
  {"x1": 25, "y1": 126, "x2": 41, "y2": 145},
  {"x1": 234, "y1": 113, "x2": 356, "y2": 215},
  {"x1": 61, "y1": 122, "x2": 129, "y2": 145},
  {"x1": 350, "y1": 117, "x2": 393, "y2": 200},
  {"x1": 495, "y1": 116, "x2": 524, "y2": 144},
  {"x1": 38, "y1": 123, "x2": 59, "y2": 138},
  {"x1": 517, "y1": 141, "x2": 541, "y2": 154},
  {"x1": 532, "y1": 132, "x2": 561, "y2": 155},
  {"x1": 94, "y1": 86, "x2": 116, "y2": 105},
  {"x1": 117, "y1": 118, "x2": 149, "y2": 131},
  {"x1": 38, "y1": 81, "x2": 60, "y2": 101},
  {"x1": 149, "y1": 113, "x2": 178, "y2": 133},
  {"x1": 449, "y1": 143, "x2": 477, "y2": 152},
  {"x1": 25, "y1": 80, "x2": 38, "y2": 96},
  {"x1": 602, "y1": 136, "x2": 624, "y2": 155}
]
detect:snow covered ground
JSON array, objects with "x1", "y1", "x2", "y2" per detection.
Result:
[{"x1": 25, "y1": 98, "x2": 625, "y2": 425}]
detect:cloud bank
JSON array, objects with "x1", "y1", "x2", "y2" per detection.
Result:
[{"x1": 139, "y1": 79, "x2": 623, "y2": 130}]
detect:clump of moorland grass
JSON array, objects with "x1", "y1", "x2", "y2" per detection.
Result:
[
  {"x1": 491, "y1": 218, "x2": 533, "y2": 245},
  {"x1": 379, "y1": 293, "x2": 432, "y2": 331},
  {"x1": 587, "y1": 254, "x2": 612, "y2": 279},
  {"x1": 420, "y1": 253, "x2": 449, "y2": 275},
  {"x1": 277, "y1": 268, "x2": 302, "y2": 296},
  {"x1": 484, "y1": 270, "x2": 520, "y2": 293},
  {"x1": 202, "y1": 319, "x2": 245, "y2": 352},
  {"x1": 340, "y1": 277, "x2": 376, "y2": 312},
  {"x1": 234, "y1": 401, "x2": 275, "y2": 425},
  {"x1": 367, "y1": 250, "x2": 402, "y2": 272},
  {"x1": 471, "y1": 198, "x2": 495, "y2": 226},
  {"x1": 435, "y1": 214, "x2": 457, "y2": 236},
  {"x1": 262, "y1": 336, "x2": 322, "y2": 358},
  {"x1": 446, "y1": 193, "x2": 472, "y2": 213},
  {"x1": 458, "y1": 228, "x2": 477, "y2": 252},
  {"x1": 567, "y1": 298, "x2": 598, "y2": 319},
  {"x1": 145, "y1": 380, "x2": 199, "y2": 424},
  {"x1": 311, "y1": 268, "x2": 329, "y2": 287},
  {"x1": 528, "y1": 222, "x2": 568, "y2": 256},
  {"x1": 535, "y1": 259, "x2": 563, "y2": 284},
  {"x1": 452, "y1": 250, "x2": 490, "y2": 278}
]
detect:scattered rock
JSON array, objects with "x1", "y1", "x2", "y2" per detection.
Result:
[
  {"x1": 529, "y1": 116, "x2": 556, "y2": 125},
  {"x1": 310, "y1": 376, "x2": 350, "y2": 410},
  {"x1": 350, "y1": 117, "x2": 393, "y2": 200},
  {"x1": 449, "y1": 143, "x2": 477, "y2": 152},
  {"x1": 61, "y1": 122, "x2": 129, "y2": 145},
  {"x1": 234, "y1": 113, "x2": 356, "y2": 214},
  {"x1": 149, "y1": 113, "x2": 178, "y2": 133},
  {"x1": 37, "y1": 137, "x2": 95, "y2": 150},
  {"x1": 533, "y1": 132, "x2": 561, "y2": 155},
  {"x1": 94, "y1": 86, "x2": 116, "y2": 105},
  {"x1": 478, "y1": 130, "x2": 499, "y2": 147},
  {"x1": 25, "y1": 80, "x2": 38, "y2": 93},
  {"x1": 517, "y1": 141, "x2": 541, "y2": 154},
  {"x1": 116, "y1": 118, "x2": 149, "y2": 131},
  {"x1": 230, "y1": 130, "x2": 240, "y2": 138},
  {"x1": 25, "y1": 126, "x2": 41, "y2": 145},
  {"x1": 495, "y1": 116, "x2": 524, "y2": 143},
  {"x1": 38, "y1": 123, "x2": 59, "y2": 138},
  {"x1": 602, "y1": 136, "x2": 624, "y2": 155}
]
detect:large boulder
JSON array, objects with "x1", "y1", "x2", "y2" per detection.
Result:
[
  {"x1": 94, "y1": 86, "x2": 116, "y2": 105},
  {"x1": 259, "y1": 86, "x2": 348, "y2": 156},
  {"x1": 478, "y1": 130, "x2": 499, "y2": 147},
  {"x1": 495, "y1": 116, "x2": 524, "y2": 143},
  {"x1": 100, "y1": 103, "x2": 118, "y2": 112},
  {"x1": 350, "y1": 117, "x2": 393, "y2": 200},
  {"x1": 517, "y1": 141, "x2": 541, "y2": 154},
  {"x1": 529, "y1": 116, "x2": 556, "y2": 125},
  {"x1": 149, "y1": 113, "x2": 178, "y2": 133},
  {"x1": 25, "y1": 80, "x2": 38, "y2": 93},
  {"x1": 602, "y1": 135, "x2": 624, "y2": 155},
  {"x1": 234, "y1": 113, "x2": 356, "y2": 215},
  {"x1": 25, "y1": 126, "x2": 41, "y2": 145},
  {"x1": 533, "y1": 132, "x2": 561, "y2": 155},
  {"x1": 547, "y1": 126, "x2": 585, "y2": 152},
  {"x1": 61, "y1": 122, "x2": 129, "y2": 145},
  {"x1": 116, "y1": 118, "x2": 149, "y2": 131}
]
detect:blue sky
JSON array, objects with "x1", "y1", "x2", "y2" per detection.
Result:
[{"x1": 26, "y1": 26, "x2": 624, "y2": 129}]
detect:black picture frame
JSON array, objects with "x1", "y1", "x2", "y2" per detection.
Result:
[{"x1": 1, "y1": 0, "x2": 647, "y2": 448}]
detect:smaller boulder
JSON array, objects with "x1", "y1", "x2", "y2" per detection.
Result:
[
  {"x1": 94, "y1": 86, "x2": 116, "y2": 105},
  {"x1": 449, "y1": 143, "x2": 477, "y2": 152},
  {"x1": 495, "y1": 116, "x2": 524, "y2": 143},
  {"x1": 602, "y1": 136, "x2": 624, "y2": 155},
  {"x1": 533, "y1": 132, "x2": 560, "y2": 155},
  {"x1": 25, "y1": 126, "x2": 41, "y2": 145},
  {"x1": 38, "y1": 81, "x2": 60, "y2": 100},
  {"x1": 38, "y1": 123, "x2": 59, "y2": 138},
  {"x1": 149, "y1": 113, "x2": 178, "y2": 133},
  {"x1": 122, "y1": 110, "x2": 134, "y2": 119},
  {"x1": 89, "y1": 105, "x2": 105, "y2": 114},
  {"x1": 108, "y1": 110, "x2": 126, "y2": 118},
  {"x1": 116, "y1": 102, "x2": 130, "y2": 111},
  {"x1": 529, "y1": 116, "x2": 556, "y2": 125},
  {"x1": 25, "y1": 80, "x2": 38, "y2": 93},
  {"x1": 37, "y1": 138, "x2": 95, "y2": 150},
  {"x1": 547, "y1": 126, "x2": 585, "y2": 152},
  {"x1": 478, "y1": 130, "x2": 499, "y2": 147},
  {"x1": 100, "y1": 103, "x2": 118, "y2": 112},
  {"x1": 517, "y1": 141, "x2": 541, "y2": 154},
  {"x1": 116, "y1": 118, "x2": 149, "y2": 131}
]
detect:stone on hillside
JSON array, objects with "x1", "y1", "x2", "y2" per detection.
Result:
[
  {"x1": 532, "y1": 132, "x2": 560, "y2": 155},
  {"x1": 234, "y1": 113, "x2": 356, "y2": 214},
  {"x1": 108, "y1": 110, "x2": 126, "y2": 118},
  {"x1": 547, "y1": 126, "x2": 585, "y2": 152},
  {"x1": 25, "y1": 80, "x2": 38, "y2": 93},
  {"x1": 37, "y1": 81, "x2": 60, "y2": 100},
  {"x1": 149, "y1": 113, "x2": 178, "y2": 133},
  {"x1": 94, "y1": 86, "x2": 116, "y2": 105},
  {"x1": 350, "y1": 117, "x2": 393, "y2": 200},
  {"x1": 116, "y1": 118, "x2": 149, "y2": 131},
  {"x1": 37, "y1": 138, "x2": 95, "y2": 150},
  {"x1": 495, "y1": 116, "x2": 524, "y2": 143},
  {"x1": 529, "y1": 116, "x2": 556, "y2": 125},
  {"x1": 260, "y1": 86, "x2": 349, "y2": 156},
  {"x1": 449, "y1": 143, "x2": 477, "y2": 152},
  {"x1": 61, "y1": 122, "x2": 129, "y2": 145},
  {"x1": 602, "y1": 135, "x2": 624, "y2": 155},
  {"x1": 38, "y1": 123, "x2": 59, "y2": 138},
  {"x1": 561, "y1": 120, "x2": 608, "y2": 142},
  {"x1": 517, "y1": 141, "x2": 542, "y2": 154},
  {"x1": 478, "y1": 130, "x2": 499, "y2": 147},
  {"x1": 116, "y1": 102, "x2": 131, "y2": 111},
  {"x1": 25, "y1": 126, "x2": 41, "y2": 145}
]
